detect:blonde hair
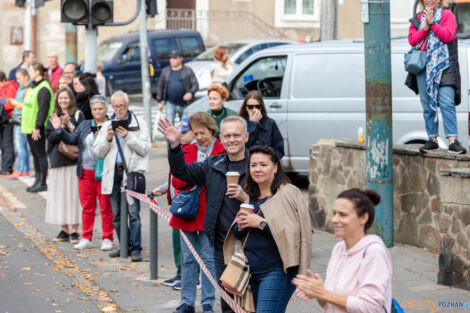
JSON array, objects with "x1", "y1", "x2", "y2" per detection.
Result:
[{"x1": 418, "y1": 0, "x2": 448, "y2": 9}]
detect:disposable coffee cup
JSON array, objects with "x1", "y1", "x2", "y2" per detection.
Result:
[
  {"x1": 226, "y1": 171, "x2": 240, "y2": 185},
  {"x1": 240, "y1": 203, "x2": 255, "y2": 214}
]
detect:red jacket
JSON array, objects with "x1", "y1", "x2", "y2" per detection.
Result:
[
  {"x1": 0, "y1": 80, "x2": 18, "y2": 116},
  {"x1": 48, "y1": 64, "x2": 63, "y2": 92},
  {"x1": 408, "y1": 10, "x2": 457, "y2": 50},
  {"x1": 169, "y1": 140, "x2": 225, "y2": 232}
]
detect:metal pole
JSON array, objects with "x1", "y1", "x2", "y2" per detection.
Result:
[
  {"x1": 139, "y1": 1, "x2": 153, "y2": 140},
  {"x1": 31, "y1": 0, "x2": 36, "y2": 53},
  {"x1": 84, "y1": 26, "x2": 97, "y2": 73},
  {"x1": 363, "y1": 0, "x2": 393, "y2": 247},
  {"x1": 24, "y1": 0, "x2": 32, "y2": 50},
  {"x1": 120, "y1": 191, "x2": 129, "y2": 258},
  {"x1": 65, "y1": 23, "x2": 78, "y2": 63},
  {"x1": 150, "y1": 203, "x2": 158, "y2": 279},
  {"x1": 320, "y1": 0, "x2": 337, "y2": 41}
]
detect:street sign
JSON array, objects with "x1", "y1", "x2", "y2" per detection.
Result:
[{"x1": 361, "y1": 0, "x2": 369, "y2": 24}]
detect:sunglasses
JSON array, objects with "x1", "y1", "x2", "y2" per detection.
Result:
[{"x1": 246, "y1": 104, "x2": 262, "y2": 110}]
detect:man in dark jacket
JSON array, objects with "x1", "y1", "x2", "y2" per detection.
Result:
[
  {"x1": 159, "y1": 115, "x2": 250, "y2": 313},
  {"x1": 0, "y1": 72, "x2": 19, "y2": 175},
  {"x1": 8, "y1": 50, "x2": 36, "y2": 82},
  {"x1": 156, "y1": 50, "x2": 198, "y2": 124}
]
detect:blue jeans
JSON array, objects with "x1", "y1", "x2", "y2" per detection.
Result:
[
  {"x1": 14, "y1": 125, "x2": 30, "y2": 172},
  {"x1": 181, "y1": 230, "x2": 215, "y2": 308},
  {"x1": 109, "y1": 168, "x2": 142, "y2": 252},
  {"x1": 250, "y1": 267, "x2": 296, "y2": 313},
  {"x1": 416, "y1": 71, "x2": 458, "y2": 138},
  {"x1": 165, "y1": 100, "x2": 185, "y2": 125}
]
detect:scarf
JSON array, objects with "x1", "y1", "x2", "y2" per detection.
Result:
[
  {"x1": 196, "y1": 137, "x2": 216, "y2": 162},
  {"x1": 416, "y1": 6, "x2": 450, "y2": 111}
]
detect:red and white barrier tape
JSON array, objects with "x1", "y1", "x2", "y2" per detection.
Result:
[{"x1": 121, "y1": 188, "x2": 247, "y2": 313}]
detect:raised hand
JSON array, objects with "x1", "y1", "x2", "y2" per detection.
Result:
[
  {"x1": 157, "y1": 117, "x2": 183, "y2": 148},
  {"x1": 49, "y1": 113, "x2": 62, "y2": 130}
]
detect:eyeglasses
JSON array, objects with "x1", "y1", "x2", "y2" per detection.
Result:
[{"x1": 246, "y1": 104, "x2": 261, "y2": 110}]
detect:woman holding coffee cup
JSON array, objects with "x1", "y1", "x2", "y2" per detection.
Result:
[
  {"x1": 223, "y1": 145, "x2": 312, "y2": 313},
  {"x1": 238, "y1": 90, "x2": 284, "y2": 158},
  {"x1": 169, "y1": 112, "x2": 225, "y2": 313}
]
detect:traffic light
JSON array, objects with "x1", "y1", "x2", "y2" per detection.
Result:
[
  {"x1": 15, "y1": 0, "x2": 26, "y2": 7},
  {"x1": 146, "y1": 0, "x2": 157, "y2": 17},
  {"x1": 91, "y1": 0, "x2": 113, "y2": 24},
  {"x1": 61, "y1": 0, "x2": 113, "y2": 25}
]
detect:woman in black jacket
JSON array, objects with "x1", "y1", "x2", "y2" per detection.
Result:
[
  {"x1": 45, "y1": 87, "x2": 84, "y2": 244},
  {"x1": 238, "y1": 90, "x2": 284, "y2": 159},
  {"x1": 73, "y1": 72, "x2": 99, "y2": 120}
]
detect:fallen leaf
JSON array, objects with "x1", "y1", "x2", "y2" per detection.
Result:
[
  {"x1": 0, "y1": 250, "x2": 10, "y2": 256},
  {"x1": 21, "y1": 267, "x2": 31, "y2": 271},
  {"x1": 0, "y1": 245, "x2": 9, "y2": 249}
]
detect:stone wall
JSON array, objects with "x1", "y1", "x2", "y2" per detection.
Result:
[{"x1": 309, "y1": 139, "x2": 470, "y2": 290}]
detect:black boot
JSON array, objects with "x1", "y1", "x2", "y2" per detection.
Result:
[
  {"x1": 26, "y1": 175, "x2": 40, "y2": 192},
  {"x1": 29, "y1": 174, "x2": 47, "y2": 193}
]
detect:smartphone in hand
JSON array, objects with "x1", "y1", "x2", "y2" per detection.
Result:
[{"x1": 111, "y1": 120, "x2": 129, "y2": 131}]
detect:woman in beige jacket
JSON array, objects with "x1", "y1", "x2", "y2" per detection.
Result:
[
  {"x1": 210, "y1": 46, "x2": 233, "y2": 85},
  {"x1": 223, "y1": 145, "x2": 312, "y2": 313}
]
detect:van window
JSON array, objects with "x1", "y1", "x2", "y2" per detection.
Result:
[
  {"x1": 236, "y1": 43, "x2": 269, "y2": 64},
  {"x1": 98, "y1": 41, "x2": 123, "y2": 63},
  {"x1": 152, "y1": 38, "x2": 178, "y2": 60},
  {"x1": 292, "y1": 53, "x2": 364, "y2": 98},
  {"x1": 232, "y1": 56, "x2": 287, "y2": 99},
  {"x1": 179, "y1": 37, "x2": 203, "y2": 58},
  {"x1": 120, "y1": 42, "x2": 141, "y2": 63}
]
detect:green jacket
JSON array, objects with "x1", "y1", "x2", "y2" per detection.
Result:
[{"x1": 21, "y1": 80, "x2": 54, "y2": 134}]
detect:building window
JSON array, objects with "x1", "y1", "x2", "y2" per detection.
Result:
[{"x1": 284, "y1": 0, "x2": 314, "y2": 16}]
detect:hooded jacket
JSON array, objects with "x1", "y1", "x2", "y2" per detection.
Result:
[
  {"x1": 48, "y1": 64, "x2": 63, "y2": 92},
  {"x1": 0, "y1": 80, "x2": 18, "y2": 116},
  {"x1": 323, "y1": 234, "x2": 392, "y2": 313}
]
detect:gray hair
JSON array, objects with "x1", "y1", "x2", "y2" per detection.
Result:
[
  {"x1": 90, "y1": 95, "x2": 108, "y2": 106},
  {"x1": 111, "y1": 90, "x2": 129, "y2": 105},
  {"x1": 220, "y1": 115, "x2": 247, "y2": 133}
]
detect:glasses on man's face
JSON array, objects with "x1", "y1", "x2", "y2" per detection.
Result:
[
  {"x1": 246, "y1": 104, "x2": 261, "y2": 110},
  {"x1": 113, "y1": 103, "x2": 127, "y2": 110}
]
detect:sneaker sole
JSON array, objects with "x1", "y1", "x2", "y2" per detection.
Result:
[
  {"x1": 163, "y1": 281, "x2": 179, "y2": 287},
  {"x1": 70, "y1": 240, "x2": 79, "y2": 244},
  {"x1": 448, "y1": 150, "x2": 466, "y2": 154},
  {"x1": 419, "y1": 148, "x2": 439, "y2": 153},
  {"x1": 53, "y1": 238, "x2": 70, "y2": 242}
]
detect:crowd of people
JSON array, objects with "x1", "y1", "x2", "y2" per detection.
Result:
[{"x1": 0, "y1": 44, "x2": 395, "y2": 313}]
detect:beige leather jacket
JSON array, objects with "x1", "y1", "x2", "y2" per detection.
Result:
[{"x1": 223, "y1": 183, "x2": 312, "y2": 275}]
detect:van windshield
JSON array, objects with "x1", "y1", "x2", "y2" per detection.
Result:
[
  {"x1": 195, "y1": 43, "x2": 246, "y2": 61},
  {"x1": 98, "y1": 41, "x2": 124, "y2": 63}
]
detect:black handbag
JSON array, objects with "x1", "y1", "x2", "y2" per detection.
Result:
[{"x1": 114, "y1": 133, "x2": 146, "y2": 194}]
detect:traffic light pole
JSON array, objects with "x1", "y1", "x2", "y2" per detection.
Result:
[
  {"x1": 84, "y1": 25, "x2": 98, "y2": 73},
  {"x1": 138, "y1": 0, "x2": 158, "y2": 280}
]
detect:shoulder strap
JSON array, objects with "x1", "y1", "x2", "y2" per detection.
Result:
[
  {"x1": 241, "y1": 229, "x2": 251, "y2": 251},
  {"x1": 114, "y1": 133, "x2": 129, "y2": 174}
]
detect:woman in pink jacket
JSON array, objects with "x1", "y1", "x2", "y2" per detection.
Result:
[
  {"x1": 406, "y1": 0, "x2": 465, "y2": 154},
  {"x1": 293, "y1": 188, "x2": 392, "y2": 313}
]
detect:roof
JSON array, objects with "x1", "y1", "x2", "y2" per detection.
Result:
[{"x1": 101, "y1": 29, "x2": 201, "y2": 43}]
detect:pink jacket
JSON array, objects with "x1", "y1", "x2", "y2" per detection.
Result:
[
  {"x1": 323, "y1": 234, "x2": 392, "y2": 313},
  {"x1": 408, "y1": 10, "x2": 457, "y2": 50}
]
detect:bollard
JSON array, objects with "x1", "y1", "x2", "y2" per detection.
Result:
[
  {"x1": 150, "y1": 208, "x2": 158, "y2": 280},
  {"x1": 120, "y1": 191, "x2": 129, "y2": 258}
]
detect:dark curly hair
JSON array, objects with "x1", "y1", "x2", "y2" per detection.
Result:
[{"x1": 336, "y1": 188, "x2": 381, "y2": 232}]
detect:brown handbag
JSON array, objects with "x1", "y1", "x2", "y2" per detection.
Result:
[{"x1": 58, "y1": 141, "x2": 79, "y2": 160}]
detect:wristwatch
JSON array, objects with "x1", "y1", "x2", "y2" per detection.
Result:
[{"x1": 259, "y1": 219, "x2": 267, "y2": 230}]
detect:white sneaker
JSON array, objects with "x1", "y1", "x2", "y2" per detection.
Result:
[
  {"x1": 101, "y1": 239, "x2": 113, "y2": 251},
  {"x1": 74, "y1": 238, "x2": 93, "y2": 250}
]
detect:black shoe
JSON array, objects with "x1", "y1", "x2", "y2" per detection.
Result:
[
  {"x1": 109, "y1": 248, "x2": 121, "y2": 258},
  {"x1": 173, "y1": 303, "x2": 195, "y2": 313},
  {"x1": 419, "y1": 139, "x2": 439, "y2": 153},
  {"x1": 0, "y1": 169, "x2": 12, "y2": 175},
  {"x1": 53, "y1": 230, "x2": 70, "y2": 242},
  {"x1": 130, "y1": 251, "x2": 142, "y2": 262},
  {"x1": 70, "y1": 232, "x2": 80, "y2": 244},
  {"x1": 26, "y1": 176, "x2": 40, "y2": 192},
  {"x1": 448, "y1": 139, "x2": 467, "y2": 154},
  {"x1": 202, "y1": 304, "x2": 214, "y2": 313},
  {"x1": 29, "y1": 174, "x2": 47, "y2": 193}
]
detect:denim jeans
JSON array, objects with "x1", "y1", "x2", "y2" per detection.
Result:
[
  {"x1": 109, "y1": 168, "x2": 142, "y2": 252},
  {"x1": 416, "y1": 71, "x2": 458, "y2": 138},
  {"x1": 14, "y1": 125, "x2": 30, "y2": 173},
  {"x1": 165, "y1": 100, "x2": 185, "y2": 125},
  {"x1": 214, "y1": 247, "x2": 234, "y2": 313},
  {"x1": 180, "y1": 230, "x2": 215, "y2": 308},
  {"x1": 250, "y1": 267, "x2": 296, "y2": 313}
]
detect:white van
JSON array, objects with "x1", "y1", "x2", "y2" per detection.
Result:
[{"x1": 184, "y1": 39, "x2": 470, "y2": 174}]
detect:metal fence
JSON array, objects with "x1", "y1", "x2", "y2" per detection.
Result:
[{"x1": 155, "y1": 9, "x2": 284, "y2": 46}]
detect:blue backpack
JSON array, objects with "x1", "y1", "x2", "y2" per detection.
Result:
[{"x1": 169, "y1": 186, "x2": 201, "y2": 220}]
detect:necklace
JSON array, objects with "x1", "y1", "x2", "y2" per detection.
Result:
[{"x1": 211, "y1": 107, "x2": 226, "y2": 119}]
